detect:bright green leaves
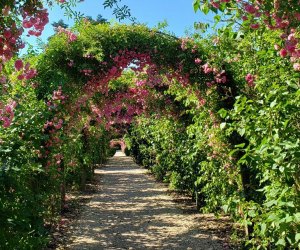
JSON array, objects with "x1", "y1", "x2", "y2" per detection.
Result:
[
  {"x1": 200, "y1": 4, "x2": 210, "y2": 15},
  {"x1": 218, "y1": 108, "x2": 227, "y2": 118},
  {"x1": 103, "y1": 0, "x2": 136, "y2": 22},
  {"x1": 193, "y1": 0, "x2": 200, "y2": 13}
]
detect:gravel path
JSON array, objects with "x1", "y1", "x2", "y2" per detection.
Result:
[{"x1": 65, "y1": 151, "x2": 230, "y2": 250}]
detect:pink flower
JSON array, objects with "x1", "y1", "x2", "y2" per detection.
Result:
[
  {"x1": 67, "y1": 60, "x2": 74, "y2": 67},
  {"x1": 206, "y1": 81, "x2": 214, "y2": 88},
  {"x1": 136, "y1": 80, "x2": 146, "y2": 86},
  {"x1": 0, "y1": 76, "x2": 6, "y2": 84},
  {"x1": 274, "y1": 44, "x2": 280, "y2": 50},
  {"x1": 245, "y1": 73, "x2": 255, "y2": 87},
  {"x1": 195, "y1": 58, "x2": 202, "y2": 64},
  {"x1": 244, "y1": 4, "x2": 257, "y2": 14},
  {"x1": 68, "y1": 33, "x2": 77, "y2": 42},
  {"x1": 14, "y1": 59, "x2": 23, "y2": 71},
  {"x1": 22, "y1": 20, "x2": 33, "y2": 29},
  {"x1": 3, "y1": 29, "x2": 12, "y2": 39},
  {"x1": 180, "y1": 38, "x2": 187, "y2": 50},
  {"x1": 55, "y1": 123, "x2": 62, "y2": 130},
  {"x1": 5, "y1": 105, "x2": 12, "y2": 113},
  {"x1": 18, "y1": 42, "x2": 25, "y2": 49},
  {"x1": 24, "y1": 69, "x2": 37, "y2": 79},
  {"x1": 2, "y1": 117, "x2": 11, "y2": 128},
  {"x1": 280, "y1": 49, "x2": 288, "y2": 57},
  {"x1": 280, "y1": 33, "x2": 287, "y2": 39},
  {"x1": 202, "y1": 63, "x2": 213, "y2": 74},
  {"x1": 293, "y1": 63, "x2": 300, "y2": 71},
  {"x1": 250, "y1": 23, "x2": 260, "y2": 29},
  {"x1": 285, "y1": 43, "x2": 296, "y2": 53},
  {"x1": 17, "y1": 74, "x2": 25, "y2": 80},
  {"x1": 211, "y1": 1, "x2": 220, "y2": 8}
]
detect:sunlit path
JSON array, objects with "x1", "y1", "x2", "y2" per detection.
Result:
[{"x1": 65, "y1": 151, "x2": 229, "y2": 250}]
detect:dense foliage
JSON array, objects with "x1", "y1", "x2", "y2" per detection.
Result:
[
  {"x1": 125, "y1": 1, "x2": 300, "y2": 248},
  {"x1": 0, "y1": 68, "x2": 111, "y2": 248},
  {"x1": 0, "y1": 1, "x2": 111, "y2": 248}
]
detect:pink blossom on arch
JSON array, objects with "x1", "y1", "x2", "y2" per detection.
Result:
[
  {"x1": 280, "y1": 49, "x2": 288, "y2": 57},
  {"x1": 244, "y1": 4, "x2": 257, "y2": 14},
  {"x1": 195, "y1": 58, "x2": 202, "y2": 64},
  {"x1": 245, "y1": 73, "x2": 255, "y2": 87},
  {"x1": 210, "y1": 1, "x2": 220, "y2": 9},
  {"x1": 3, "y1": 29, "x2": 12, "y2": 39},
  {"x1": 293, "y1": 63, "x2": 300, "y2": 71},
  {"x1": 14, "y1": 59, "x2": 23, "y2": 71},
  {"x1": 0, "y1": 100, "x2": 17, "y2": 128},
  {"x1": 57, "y1": 26, "x2": 77, "y2": 42},
  {"x1": 250, "y1": 23, "x2": 260, "y2": 29},
  {"x1": 0, "y1": 76, "x2": 6, "y2": 84},
  {"x1": 274, "y1": 44, "x2": 280, "y2": 50},
  {"x1": 202, "y1": 63, "x2": 213, "y2": 74}
]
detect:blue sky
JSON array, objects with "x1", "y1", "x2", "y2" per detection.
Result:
[{"x1": 23, "y1": 0, "x2": 214, "y2": 50}]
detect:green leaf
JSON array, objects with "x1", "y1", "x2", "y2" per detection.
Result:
[
  {"x1": 218, "y1": 108, "x2": 227, "y2": 118},
  {"x1": 248, "y1": 210, "x2": 256, "y2": 217},
  {"x1": 214, "y1": 15, "x2": 221, "y2": 23},
  {"x1": 261, "y1": 223, "x2": 266, "y2": 235},
  {"x1": 237, "y1": 128, "x2": 245, "y2": 136},
  {"x1": 294, "y1": 213, "x2": 300, "y2": 223},
  {"x1": 200, "y1": 4, "x2": 210, "y2": 15},
  {"x1": 275, "y1": 238, "x2": 286, "y2": 247},
  {"x1": 270, "y1": 99, "x2": 277, "y2": 108},
  {"x1": 229, "y1": 148, "x2": 239, "y2": 156},
  {"x1": 264, "y1": 200, "x2": 277, "y2": 208},
  {"x1": 193, "y1": 0, "x2": 200, "y2": 12},
  {"x1": 222, "y1": 205, "x2": 229, "y2": 213},
  {"x1": 295, "y1": 233, "x2": 300, "y2": 242},
  {"x1": 220, "y1": 122, "x2": 226, "y2": 130},
  {"x1": 235, "y1": 143, "x2": 245, "y2": 148}
]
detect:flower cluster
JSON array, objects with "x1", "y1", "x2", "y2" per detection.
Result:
[
  {"x1": 204, "y1": 0, "x2": 300, "y2": 69},
  {"x1": 112, "y1": 50, "x2": 152, "y2": 71},
  {"x1": 57, "y1": 26, "x2": 77, "y2": 42},
  {"x1": 47, "y1": 86, "x2": 67, "y2": 110},
  {"x1": 90, "y1": 87, "x2": 149, "y2": 130},
  {"x1": 0, "y1": 1, "x2": 66, "y2": 129},
  {"x1": 0, "y1": 5, "x2": 48, "y2": 76},
  {"x1": 22, "y1": 8, "x2": 49, "y2": 37},
  {"x1": 0, "y1": 100, "x2": 17, "y2": 128},
  {"x1": 0, "y1": 25, "x2": 24, "y2": 67},
  {"x1": 180, "y1": 38, "x2": 191, "y2": 51},
  {"x1": 245, "y1": 73, "x2": 255, "y2": 87},
  {"x1": 14, "y1": 60, "x2": 37, "y2": 80},
  {"x1": 199, "y1": 63, "x2": 227, "y2": 86},
  {"x1": 43, "y1": 118, "x2": 64, "y2": 133}
]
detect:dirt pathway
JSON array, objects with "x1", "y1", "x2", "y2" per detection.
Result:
[{"x1": 64, "y1": 151, "x2": 230, "y2": 250}]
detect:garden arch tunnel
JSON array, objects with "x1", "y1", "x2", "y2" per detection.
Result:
[
  {"x1": 109, "y1": 139, "x2": 127, "y2": 153},
  {"x1": 33, "y1": 21, "x2": 236, "y2": 219},
  {"x1": 36, "y1": 22, "x2": 233, "y2": 138}
]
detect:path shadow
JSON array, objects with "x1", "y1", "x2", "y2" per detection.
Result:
[{"x1": 66, "y1": 153, "x2": 230, "y2": 250}]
